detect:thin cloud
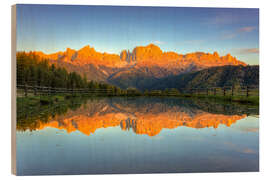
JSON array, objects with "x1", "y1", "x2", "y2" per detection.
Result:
[
  {"x1": 153, "y1": 40, "x2": 165, "y2": 45},
  {"x1": 220, "y1": 26, "x2": 257, "y2": 40},
  {"x1": 238, "y1": 48, "x2": 259, "y2": 54},
  {"x1": 224, "y1": 142, "x2": 257, "y2": 154},
  {"x1": 241, "y1": 127, "x2": 259, "y2": 133},
  {"x1": 183, "y1": 40, "x2": 204, "y2": 45},
  {"x1": 238, "y1": 26, "x2": 256, "y2": 33},
  {"x1": 205, "y1": 14, "x2": 238, "y2": 25},
  {"x1": 204, "y1": 10, "x2": 258, "y2": 26},
  {"x1": 221, "y1": 33, "x2": 237, "y2": 40},
  {"x1": 242, "y1": 148, "x2": 256, "y2": 154}
]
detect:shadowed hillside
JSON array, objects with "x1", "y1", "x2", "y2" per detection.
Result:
[{"x1": 148, "y1": 65, "x2": 259, "y2": 90}]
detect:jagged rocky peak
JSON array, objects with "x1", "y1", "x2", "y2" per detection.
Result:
[
  {"x1": 65, "y1": 47, "x2": 76, "y2": 58},
  {"x1": 133, "y1": 43, "x2": 163, "y2": 55},
  {"x1": 120, "y1": 49, "x2": 133, "y2": 63},
  {"x1": 77, "y1": 45, "x2": 96, "y2": 55},
  {"x1": 120, "y1": 50, "x2": 129, "y2": 61},
  {"x1": 213, "y1": 51, "x2": 219, "y2": 57}
]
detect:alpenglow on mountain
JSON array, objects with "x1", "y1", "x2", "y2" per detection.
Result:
[{"x1": 30, "y1": 44, "x2": 247, "y2": 90}]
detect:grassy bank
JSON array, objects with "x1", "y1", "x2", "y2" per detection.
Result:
[
  {"x1": 176, "y1": 94, "x2": 259, "y2": 106},
  {"x1": 17, "y1": 93, "x2": 259, "y2": 112},
  {"x1": 17, "y1": 95, "x2": 66, "y2": 108},
  {"x1": 16, "y1": 94, "x2": 88, "y2": 117}
]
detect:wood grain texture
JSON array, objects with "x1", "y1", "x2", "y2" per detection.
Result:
[{"x1": 11, "y1": 4, "x2": 17, "y2": 175}]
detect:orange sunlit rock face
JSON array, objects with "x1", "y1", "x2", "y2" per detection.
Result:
[
  {"x1": 32, "y1": 100, "x2": 247, "y2": 137},
  {"x1": 30, "y1": 44, "x2": 246, "y2": 69},
  {"x1": 32, "y1": 45, "x2": 128, "y2": 67}
]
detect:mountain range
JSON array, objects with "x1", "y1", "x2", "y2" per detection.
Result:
[{"x1": 30, "y1": 44, "x2": 249, "y2": 90}]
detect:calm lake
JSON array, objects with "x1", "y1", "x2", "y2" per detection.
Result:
[{"x1": 16, "y1": 97, "x2": 259, "y2": 175}]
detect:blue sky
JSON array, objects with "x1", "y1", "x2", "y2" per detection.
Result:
[{"x1": 16, "y1": 4, "x2": 259, "y2": 65}]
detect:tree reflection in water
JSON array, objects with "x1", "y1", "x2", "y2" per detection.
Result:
[{"x1": 17, "y1": 97, "x2": 258, "y2": 136}]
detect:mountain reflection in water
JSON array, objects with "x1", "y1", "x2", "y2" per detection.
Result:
[{"x1": 17, "y1": 97, "x2": 254, "y2": 136}]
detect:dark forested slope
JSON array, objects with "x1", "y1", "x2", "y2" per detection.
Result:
[{"x1": 149, "y1": 65, "x2": 259, "y2": 90}]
